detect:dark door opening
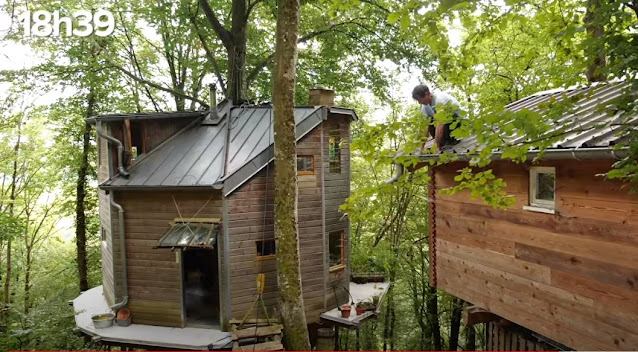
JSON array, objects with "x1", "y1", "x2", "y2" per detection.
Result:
[{"x1": 182, "y1": 248, "x2": 220, "y2": 327}]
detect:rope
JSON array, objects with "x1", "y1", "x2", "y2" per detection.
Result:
[{"x1": 252, "y1": 106, "x2": 273, "y2": 351}]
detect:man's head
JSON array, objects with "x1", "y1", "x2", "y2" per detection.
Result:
[{"x1": 412, "y1": 84, "x2": 432, "y2": 105}]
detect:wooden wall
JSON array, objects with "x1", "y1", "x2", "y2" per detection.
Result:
[
  {"x1": 322, "y1": 116, "x2": 350, "y2": 311},
  {"x1": 97, "y1": 125, "x2": 115, "y2": 305},
  {"x1": 432, "y1": 159, "x2": 638, "y2": 350},
  {"x1": 114, "y1": 190, "x2": 223, "y2": 327},
  {"x1": 226, "y1": 125, "x2": 330, "y2": 323}
]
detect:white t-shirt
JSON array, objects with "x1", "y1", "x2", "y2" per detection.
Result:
[{"x1": 421, "y1": 90, "x2": 461, "y2": 118}]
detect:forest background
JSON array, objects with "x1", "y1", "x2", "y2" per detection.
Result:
[{"x1": 0, "y1": 0, "x2": 636, "y2": 350}]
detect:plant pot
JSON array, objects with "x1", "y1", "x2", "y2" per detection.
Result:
[
  {"x1": 116, "y1": 308, "x2": 131, "y2": 327},
  {"x1": 355, "y1": 305, "x2": 366, "y2": 315},
  {"x1": 340, "y1": 304, "x2": 351, "y2": 318}
]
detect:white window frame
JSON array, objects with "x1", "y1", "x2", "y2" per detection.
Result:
[{"x1": 528, "y1": 166, "x2": 556, "y2": 210}]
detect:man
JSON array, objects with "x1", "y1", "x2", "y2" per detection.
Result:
[{"x1": 412, "y1": 84, "x2": 461, "y2": 150}]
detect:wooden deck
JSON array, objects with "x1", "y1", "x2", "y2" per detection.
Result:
[{"x1": 72, "y1": 286, "x2": 232, "y2": 350}]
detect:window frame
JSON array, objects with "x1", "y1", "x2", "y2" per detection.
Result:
[
  {"x1": 297, "y1": 155, "x2": 315, "y2": 175},
  {"x1": 529, "y1": 166, "x2": 556, "y2": 210},
  {"x1": 255, "y1": 239, "x2": 277, "y2": 260},
  {"x1": 328, "y1": 129, "x2": 342, "y2": 174},
  {"x1": 328, "y1": 230, "x2": 345, "y2": 272}
]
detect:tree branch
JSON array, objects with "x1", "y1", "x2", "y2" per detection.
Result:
[
  {"x1": 247, "y1": 0, "x2": 265, "y2": 18},
  {"x1": 199, "y1": 0, "x2": 233, "y2": 50},
  {"x1": 359, "y1": 0, "x2": 390, "y2": 13},
  {"x1": 108, "y1": 61, "x2": 209, "y2": 108},
  {"x1": 245, "y1": 19, "x2": 362, "y2": 85},
  {"x1": 190, "y1": 16, "x2": 227, "y2": 92}
]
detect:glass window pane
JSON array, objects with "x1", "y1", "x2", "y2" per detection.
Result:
[
  {"x1": 329, "y1": 231, "x2": 343, "y2": 267},
  {"x1": 536, "y1": 172, "x2": 555, "y2": 201},
  {"x1": 297, "y1": 156, "x2": 313, "y2": 172},
  {"x1": 256, "y1": 239, "x2": 276, "y2": 256}
]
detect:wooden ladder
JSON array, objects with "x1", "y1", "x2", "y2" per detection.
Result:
[{"x1": 230, "y1": 319, "x2": 284, "y2": 351}]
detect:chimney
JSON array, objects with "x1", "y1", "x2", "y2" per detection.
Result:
[{"x1": 309, "y1": 87, "x2": 335, "y2": 106}]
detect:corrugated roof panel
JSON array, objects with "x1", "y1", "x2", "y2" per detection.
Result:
[{"x1": 424, "y1": 81, "x2": 633, "y2": 158}]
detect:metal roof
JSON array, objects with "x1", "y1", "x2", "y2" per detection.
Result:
[
  {"x1": 422, "y1": 81, "x2": 635, "y2": 160},
  {"x1": 87, "y1": 110, "x2": 208, "y2": 123},
  {"x1": 100, "y1": 105, "x2": 357, "y2": 193}
]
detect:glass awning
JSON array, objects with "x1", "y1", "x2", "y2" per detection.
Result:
[{"x1": 156, "y1": 223, "x2": 219, "y2": 249}]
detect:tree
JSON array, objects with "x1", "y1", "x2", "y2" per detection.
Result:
[{"x1": 272, "y1": 0, "x2": 310, "y2": 350}]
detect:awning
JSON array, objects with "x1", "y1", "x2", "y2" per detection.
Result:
[{"x1": 156, "y1": 223, "x2": 219, "y2": 249}]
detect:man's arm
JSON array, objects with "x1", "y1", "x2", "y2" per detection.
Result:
[{"x1": 435, "y1": 124, "x2": 446, "y2": 149}]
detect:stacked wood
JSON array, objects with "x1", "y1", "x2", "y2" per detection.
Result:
[{"x1": 230, "y1": 319, "x2": 283, "y2": 351}]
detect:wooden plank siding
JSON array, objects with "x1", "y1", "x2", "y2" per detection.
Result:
[
  {"x1": 113, "y1": 190, "x2": 223, "y2": 327},
  {"x1": 322, "y1": 116, "x2": 350, "y2": 312},
  {"x1": 432, "y1": 159, "x2": 638, "y2": 350},
  {"x1": 97, "y1": 128, "x2": 115, "y2": 305},
  {"x1": 226, "y1": 125, "x2": 329, "y2": 323}
]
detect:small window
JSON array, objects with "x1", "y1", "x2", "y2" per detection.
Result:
[
  {"x1": 101, "y1": 228, "x2": 106, "y2": 242},
  {"x1": 329, "y1": 130, "x2": 341, "y2": 174},
  {"x1": 328, "y1": 231, "x2": 345, "y2": 271},
  {"x1": 297, "y1": 155, "x2": 314, "y2": 175},
  {"x1": 256, "y1": 239, "x2": 276, "y2": 259},
  {"x1": 529, "y1": 167, "x2": 555, "y2": 209}
]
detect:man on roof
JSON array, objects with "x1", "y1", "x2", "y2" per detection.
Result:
[{"x1": 412, "y1": 84, "x2": 461, "y2": 151}]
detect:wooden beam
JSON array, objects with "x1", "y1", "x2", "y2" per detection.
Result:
[{"x1": 462, "y1": 306, "x2": 500, "y2": 327}]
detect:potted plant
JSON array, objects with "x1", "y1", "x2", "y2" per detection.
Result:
[
  {"x1": 340, "y1": 304, "x2": 352, "y2": 318},
  {"x1": 355, "y1": 303, "x2": 366, "y2": 315},
  {"x1": 371, "y1": 295, "x2": 380, "y2": 306}
]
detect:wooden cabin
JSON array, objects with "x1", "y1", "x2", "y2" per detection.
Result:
[
  {"x1": 415, "y1": 81, "x2": 638, "y2": 350},
  {"x1": 72, "y1": 88, "x2": 366, "y2": 349}
]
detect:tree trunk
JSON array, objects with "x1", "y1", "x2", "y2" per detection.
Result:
[
  {"x1": 76, "y1": 93, "x2": 95, "y2": 292},
  {"x1": 272, "y1": 0, "x2": 309, "y2": 350},
  {"x1": 3, "y1": 118, "x2": 21, "y2": 319},
  {"x1": 427, "y1": 286, "x2": 443, "y2": 350},
  {"x1": 23, "y1": 244, "x2": 31, "y2": 315},
  {"x1": 449, "y1": 297, "x2": 463, "y2": 351},
  {"x1": 465, "y1": 326, "x2": 476, "y2": 351},
  {"x1": 584, "y1": 0, "x2": 606, "y2": 82}
]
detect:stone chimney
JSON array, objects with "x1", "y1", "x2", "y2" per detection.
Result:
[{"x1": 309, "y1": 87, "x2": 335, "y2": 106}]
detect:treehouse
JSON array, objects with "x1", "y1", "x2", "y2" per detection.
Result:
[
  {"x1": 70, "y1": 89, "x2": 389, "y2": 350},
  {"x1": 399, "y1": 81, "x2": 638, "y2": 350}
]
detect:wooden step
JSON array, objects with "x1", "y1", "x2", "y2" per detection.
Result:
[
  {"x1": 232, "y1": 324, "x2": 283, "y2": 340},
  {"x1": 230, "y1": 318, "x2": 279, "y2": 325},
  {"x1": 232, "y1": 340, "x2": 283, "y2": 351}
]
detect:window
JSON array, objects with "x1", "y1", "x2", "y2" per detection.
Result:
[
  {"x1": 256, "y1": 239, "x2": 276, "y2": 259},
  {"x1": 527, "y1": 166, "x2": 555, "y2": 212},
  {"x1": 297, "y1": 155, "x2": 314, "y2": 175},
  {"x1": 329, "y1": 130, "x2": 341, "y2": 173},
  {"x1": 329, "y1": 231, "x2": 345, "y2": 271}
]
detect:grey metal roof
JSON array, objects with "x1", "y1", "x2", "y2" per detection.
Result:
[
  {"x1": 104, "y1": 118, "x2": 228, "y2": 189},
  {"x1": 100, "y1": 105, "x2": 356, "y2": 192},
  {"x1": 422, "y1": 81, "x2": 635, "y2": 160}
]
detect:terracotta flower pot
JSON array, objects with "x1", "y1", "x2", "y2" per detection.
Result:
[
  {"x1": 355, "y1": 305, "x2": 366, "y2": 315},
  {"x1": 340, "y1": 304, "x2": 351, "y2": 318}
]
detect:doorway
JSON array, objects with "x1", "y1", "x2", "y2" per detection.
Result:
[{"x1": 182, "y1": 248, "x2": 220, "y2": 327}]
